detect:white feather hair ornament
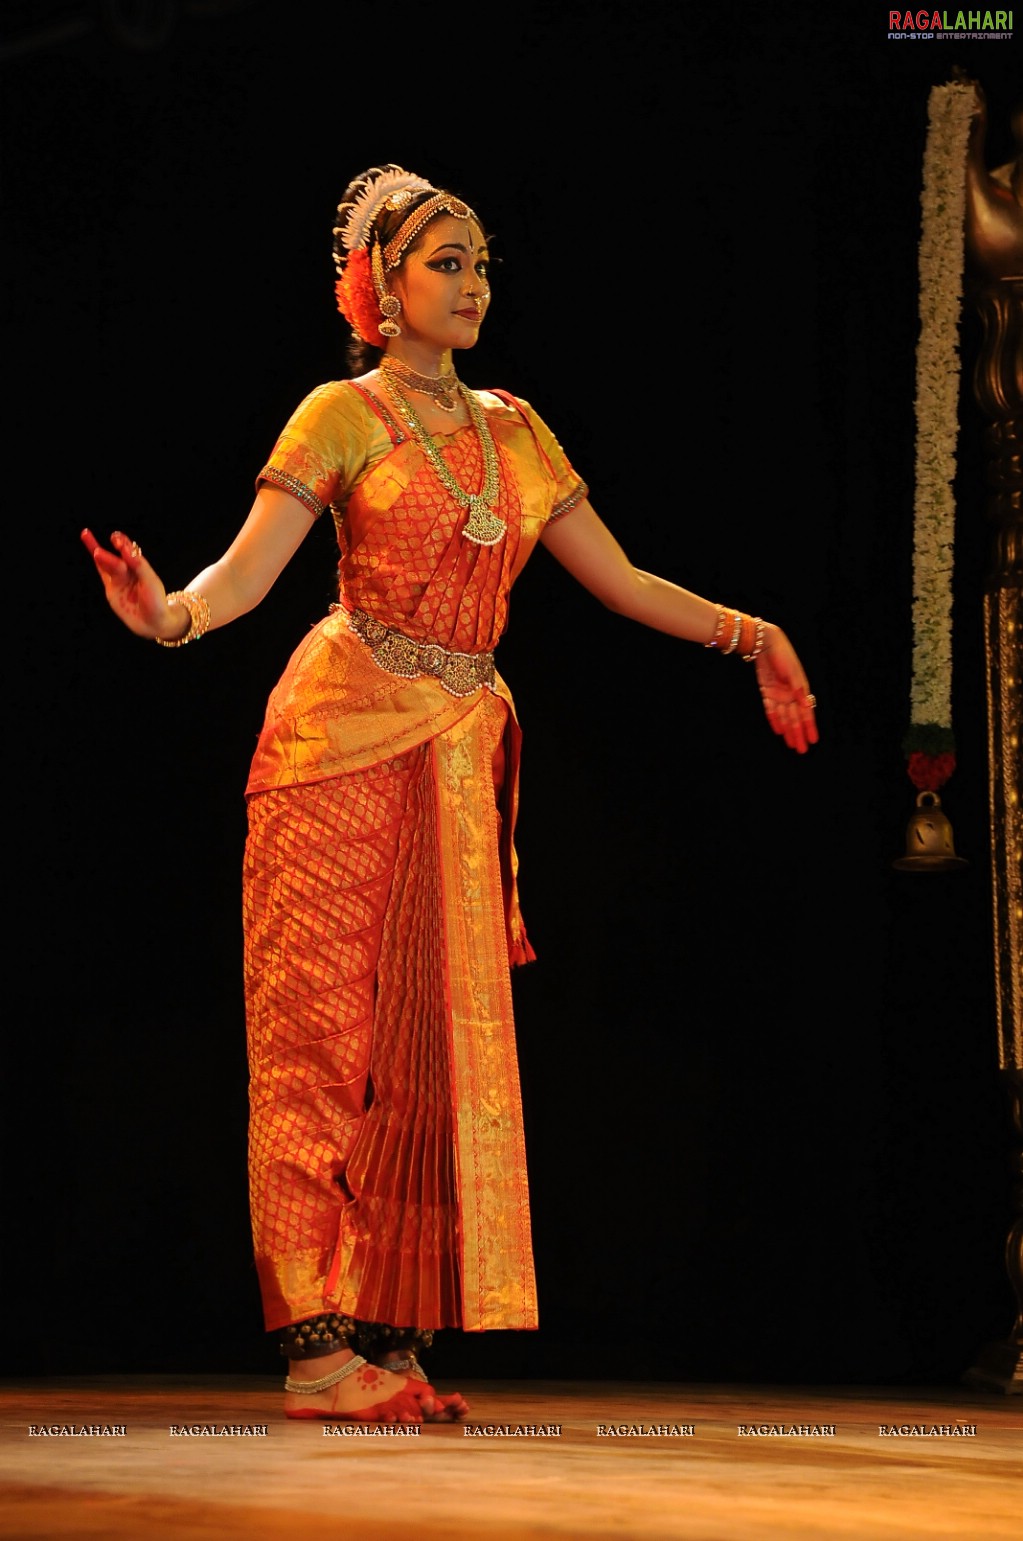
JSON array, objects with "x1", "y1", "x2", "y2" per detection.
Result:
[{"x1": 338, "y1": 167, "x2": 435, "y2": 254}]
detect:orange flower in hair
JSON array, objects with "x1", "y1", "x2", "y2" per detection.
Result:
[{"x1": 335, "y1": 248, "x2": 385, "y2": 347}]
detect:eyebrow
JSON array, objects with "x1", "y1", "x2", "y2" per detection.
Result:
[{"x1": 427, "y1": 240, "x2": 490, "y2": 258}]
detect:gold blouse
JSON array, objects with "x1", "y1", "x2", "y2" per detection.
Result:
[{"x1": 246, "y1": 380, "x2": 587, "y2": 794}]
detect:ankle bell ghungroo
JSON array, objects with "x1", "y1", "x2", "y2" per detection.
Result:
[
  {"x1": 280, "y1": 1313, "x2": 358, "y2": 1360},
  {"x1": 353, "y1": 1322, "x2": 435, "y2": 1362}
]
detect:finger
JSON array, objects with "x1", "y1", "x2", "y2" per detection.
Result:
[
  {"x1": 82, "y1": 527, "x2": 127, "y2": 579},
  {"x1": 775, "y1": 698, "x2": 807, "y2": 753},
  {"x1": 798, "y1": 691, "x2": 819, "y2": 747},
  {"x1": 786, "y1": 695, "x2": 807, "y2": 751},
  {"x1": 112, "y1": 531, "x2": 146, "y2": 571},
  {"x1": 763, "y1": 701, "x2": 783, "y2": 737},
  {"x1": 777, "y1": 703, "x2": 799, "y2": 751},
  {"x1": 793, "y1": 698, "x2": 815, "y2": 751},
  {"x1": 91, "y1": 546, "x2": 129, "y2": 580},
  {"x1": 793, "y1": 699, "x2": 819, "y2": 751},
  {"x1": 91, "y1": 549, "x2": 127, "y2": 579}
]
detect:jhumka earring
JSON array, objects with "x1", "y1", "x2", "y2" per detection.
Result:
[{"x1": 371, "y1": 240, "x2": 402, "y2": 337}]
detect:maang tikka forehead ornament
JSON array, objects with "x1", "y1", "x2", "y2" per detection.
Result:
[{"x1": 332, "y1": 166, "x2": 476, "y2": 344}]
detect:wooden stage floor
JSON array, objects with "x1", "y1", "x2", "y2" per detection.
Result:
[{"x1": 0, "y1": 1377, "x2": 1018, "y2": 1539}]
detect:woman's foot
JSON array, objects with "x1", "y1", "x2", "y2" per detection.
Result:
[
  {"x1": 283, "y1": 1349, "x2": 425, "y2": 1422},
  {"x1": 376, "y1": 1351, "x2": 470, "y2": 1423}
]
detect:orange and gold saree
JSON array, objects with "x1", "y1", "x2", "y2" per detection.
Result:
[{"x1": 243, "y1": 381, "x2": 586, "y2": 1334}]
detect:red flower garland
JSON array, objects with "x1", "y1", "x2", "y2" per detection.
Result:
[
  {"x1": 906, "y1": 750, "x2": 957, "y2": 791},
  {"x1": 335, "y1": 248, "x2": 385, "y2": 347}
]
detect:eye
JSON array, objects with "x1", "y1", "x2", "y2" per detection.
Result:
[
  {"x1": 475, "y1": 259, "x2": 490, "y2": 279},
  {"x1": 428, "y1": 257, "x2": 462, "y2": 273}
]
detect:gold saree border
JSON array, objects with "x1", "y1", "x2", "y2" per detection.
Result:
[{"x1": 433, "y1": 700, "x2": 538, "y2": 1331}]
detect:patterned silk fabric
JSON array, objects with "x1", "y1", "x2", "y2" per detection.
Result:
[
  {"x1": 248, "y1": 384, "x2": 586, "y2": 792},
  {"x1": 338, "y1": 387, "x2": 520, "y2": 652},
  {"x1": 243, "y1": 380, "x2": 586, "y2": 1334}
]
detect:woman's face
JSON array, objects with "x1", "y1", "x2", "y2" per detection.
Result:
[{"x1": 389, "y1": 214, "x2": 491, "y2": 352}]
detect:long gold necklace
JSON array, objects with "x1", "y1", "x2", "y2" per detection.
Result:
[
  {"x1": 380, "y1": 372, "x2": 506, "y2": 546},
  {"x1": 381, "y1": 355, "x2": 459, "y2": 412}
]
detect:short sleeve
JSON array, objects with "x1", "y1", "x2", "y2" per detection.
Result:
[
  {"x1": 257, "y1": 381, "x2": 372, "y2": 518},
  {"x1": 497, "y1": 395, "x2": 589, "y2": 526}
]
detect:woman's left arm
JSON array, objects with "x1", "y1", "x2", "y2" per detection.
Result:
[{"x1": 540, "y1": 499, "x2": 819, "y2": 753}]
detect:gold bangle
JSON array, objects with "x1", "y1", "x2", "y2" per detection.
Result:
[
  {"x1": 742, "y1": 618, "x2": 766, "y2": 661},
  {"x1": 722, "y1": 611, "x2": 743, "y2": 655},
  {"x1": 155, "y1": 589, "x2": 211, "y2": 647}
]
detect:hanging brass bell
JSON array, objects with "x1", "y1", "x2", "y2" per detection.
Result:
[{"x1": 892, "y1": 790, "x2": 969, "y2": 872}]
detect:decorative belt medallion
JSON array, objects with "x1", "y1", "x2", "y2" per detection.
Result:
[{"x1": 340, "y1": 606, "x2": 496, "y2": 698}]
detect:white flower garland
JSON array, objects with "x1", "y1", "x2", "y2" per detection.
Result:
[{"x1": 908, "y1": 80, "x2": 976, "y2": 740}]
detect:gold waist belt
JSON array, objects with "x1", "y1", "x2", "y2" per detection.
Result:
[{"x1": 340, "y1": 604, "x2": 496, "y2": 699}]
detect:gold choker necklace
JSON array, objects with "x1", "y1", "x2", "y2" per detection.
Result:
[{"x1": 381, "y1": 356, "x2": 460, "y2": 412}]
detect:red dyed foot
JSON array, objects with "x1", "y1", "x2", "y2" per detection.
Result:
[
  {"x1": 373, "y1": 1355, "x2": 470, "y2": 1423},
  {"x1": 283, "y1": 1357, "x2": 424, "y2": 1423},
  {"x1": 408, "y1": 1382, "x2": 471, "y2": 1423}
]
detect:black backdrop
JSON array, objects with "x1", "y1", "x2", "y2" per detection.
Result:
[{"x1": 2, "y1": 1, "x2": 1019, "y2": 1387}]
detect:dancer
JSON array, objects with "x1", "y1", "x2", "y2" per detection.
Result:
[{"x1": 83, "y1": 163, "x2": 818, "y2": 1424}]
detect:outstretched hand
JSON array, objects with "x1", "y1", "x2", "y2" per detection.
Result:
[
  {"x1": 81, "y1": 528, "x2": 175, "y2": 640},
  {"x1": 755, "y1": 627, "x2": 819, "y2": 754}
]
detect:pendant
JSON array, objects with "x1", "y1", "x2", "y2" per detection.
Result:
[
  {"x1": 463, "y1": 498, "x2": 507, "y2": 546},
  {"x1": 435, "y1": 388, "x2": 458, "y2": 412}
]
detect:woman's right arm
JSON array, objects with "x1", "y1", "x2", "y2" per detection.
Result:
[{"x1": 81, "y1": 485, "x2": 318, "y2": 643}]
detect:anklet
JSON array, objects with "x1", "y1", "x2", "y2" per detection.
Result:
[
  {"x1": 284, "y1": 1355, "x2": 369, "y2": 1394},
  {"x1": 378, "y1": 1354, "x2": 428, "y2": 1380}
]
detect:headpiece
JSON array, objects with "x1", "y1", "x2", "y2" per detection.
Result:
[{"x1": 332, "y1": 164, "x2": 477, "y2": 346}]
